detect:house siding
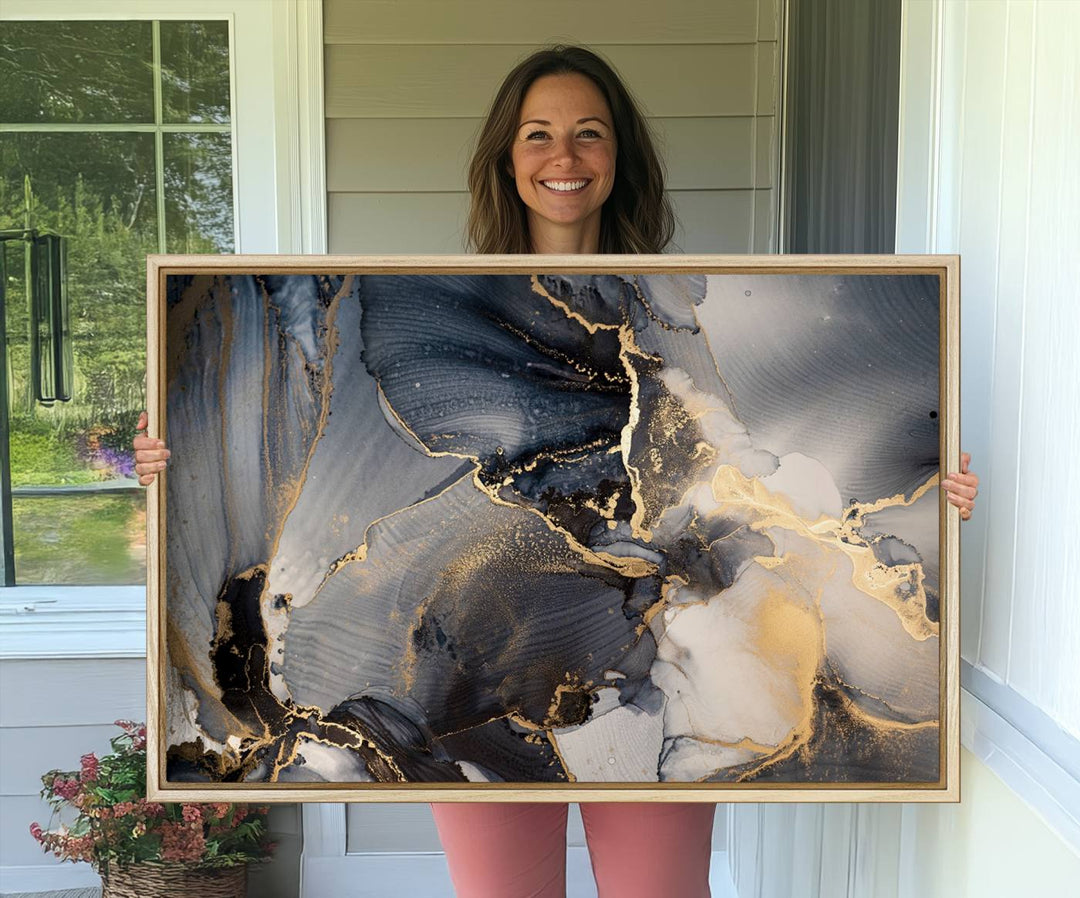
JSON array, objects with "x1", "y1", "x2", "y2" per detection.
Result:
[{"x1": 323, "y1": 0, "x2": 781, "y2": 253}]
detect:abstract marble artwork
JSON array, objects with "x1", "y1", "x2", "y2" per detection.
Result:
[{"x1": 149, "y1": 258, "x2": 958, "y2": 800}]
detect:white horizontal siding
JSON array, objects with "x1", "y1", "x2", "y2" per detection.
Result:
[
  {"x1": 669, "y1": 189, "x2": 761, "y2": 252},
  {"x1": 328, "y1": 188, "x2": 764, "y2": 254},
  {"x1": 328, "y1": 191, "x2": 468, "y2": 253},
  {"x1": 0, "y1": 659, "x2": 146, "y2": 728},
  {"x1": 345, "y1": 804, "x2": 445, "y2": 854},
  {"x1": 324, "y1": 0, "x2": 781, "y2": 255},
  {"x1": 326, "y1": 117, "x2": 774, "y2": 192},
  {"x1": 0, "y1": 724, "x2": 126, "y2": 796},
  {"x1": 343, "y1": 803, "x2": 730, "y2": 854},
  {"x1": 326, "y1": 43, "x2": 765, "y2": 119},
  {"x1": 324, "y1": 0, "x2": 762, "y2": 45}
]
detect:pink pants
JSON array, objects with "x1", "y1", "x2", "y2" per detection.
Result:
[{"x1": 431, "y1": 802, "x2": 715, "y2": 898}]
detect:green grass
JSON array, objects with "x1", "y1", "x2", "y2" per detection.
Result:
[
  {"x1": 9, "y1": 429, "x2": 101, "y2": 486},
  {"x1": 13, "y1": 492, "x2": 146, "y2": 585}
]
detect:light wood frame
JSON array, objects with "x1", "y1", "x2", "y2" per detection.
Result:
[{"x1": 146, "y1": 253, "x2": 960, "y2": 803}]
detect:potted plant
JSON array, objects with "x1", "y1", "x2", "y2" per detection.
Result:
[{"x1": 30, "y1": 720, "x2": 274, "y2": 898}]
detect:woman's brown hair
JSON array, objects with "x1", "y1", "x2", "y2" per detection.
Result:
[{"x1": 466, "y1": 45, "x2": 676, "y2": 254}]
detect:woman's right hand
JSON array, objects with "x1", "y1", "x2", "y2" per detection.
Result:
[{"x1": 133, "y1": 411, "x2": 170, "y2": 486}]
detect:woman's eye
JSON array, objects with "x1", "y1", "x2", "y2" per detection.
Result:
[
  {"x1": 578, "y1": 129, "x2": 602, "y2": 139},
  {"x1": 525, "y1": 130, "x2": 550, "y2": 141}
]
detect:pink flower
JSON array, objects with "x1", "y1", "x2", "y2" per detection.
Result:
[
  {"x1": 80, "y1": 753, "x2": 99, "y2": 782},
  {"x1": 29, "y1": 822, "x2": 43, "y2": 842},
  {"x1": 52, "y1": 777, "x2": 80, "y2": 801},
  {"x1": 63, "y1": 834, "x2": 95, "y2": 863},
  {"x1": 160, "y1": 821, "x2": 206, "y2": 863},
  {"x1": 136, "y1": 798, "x2": 165, "y2": 817},
  {"x1": 112, "y1": 800, "x2": 136, "y2": 817},
  {"x1": 181, "y1": 805, "x2": 202, "y2": 824}
]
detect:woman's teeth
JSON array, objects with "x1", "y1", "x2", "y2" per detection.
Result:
[{"x1": 542, "y1": 179, "x2": 588, "y2": 192}]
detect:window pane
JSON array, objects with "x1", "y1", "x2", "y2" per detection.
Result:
[
  {"x1": 0, "y1": 22, "x2": 154, "y2": 124},
  {"x1": 164, "y1": 133, "x2": 235, "y2": 252},
  {"x1": 2, "y1": 132, "x2": 155, "y2": 584},
  {"x1": 160, "y1": 21, "x2": 232, "y2": 124},
  {"x1": 1, "y1": 132, "x2": 157, "y2": 427},
  {"x1": 12, "y1": 492, "x2": 146, "y2": 585}
]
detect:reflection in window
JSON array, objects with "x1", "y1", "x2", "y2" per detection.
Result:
[
  {"x1": 160, "y1": 21, "x2": 232, "y2": 125},
  {"x1": 0, "y1": 20, "x2": 234, "y2": 585},
  {"x1": 164, "y1": 133, "x2": 234, "y2": 253},
  {"x1": 0, "y1": 22, "x2": 155, "y2": 124}
]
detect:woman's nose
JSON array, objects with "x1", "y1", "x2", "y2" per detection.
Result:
[{"x1": 549, "y1": 134, "x2": 578, "y2": 165}]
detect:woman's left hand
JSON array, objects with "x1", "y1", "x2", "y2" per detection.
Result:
[{"x1": 942, "y1": 451, "x2": 979, "y2": 521}]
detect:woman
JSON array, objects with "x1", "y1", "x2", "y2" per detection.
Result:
[{"x1": 135, "y1": 45, "x2": 979, "y2": 898}]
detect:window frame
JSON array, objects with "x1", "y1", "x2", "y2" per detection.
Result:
[
  {"x1": 0, "y1": 0, "x2": 326, "y2": 657},
  {"x1": 895, "y1": 0, "x2": 1080, "y2": 852}
]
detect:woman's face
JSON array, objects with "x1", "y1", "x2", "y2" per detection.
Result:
[{"x1": 509, "y1": 73, "x2": 616, "y2": 251}]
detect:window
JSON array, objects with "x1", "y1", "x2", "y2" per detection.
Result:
[
  {"x1": 0, "y1": 0, "x2": 321, "y2": 661},
  {"x1": 1, "y1": 19, "x2": 235, "y2": 585}
]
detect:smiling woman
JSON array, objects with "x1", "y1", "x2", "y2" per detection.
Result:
[
  {"x1": 135, "y1": 40, "x2": 980, "y2": 898},
  {"x1": 466, "y1": 45, "x2": 674, "y2": 255},
  {"x1": 509, "y1": 73, "x2": 617, "y2": 253}
]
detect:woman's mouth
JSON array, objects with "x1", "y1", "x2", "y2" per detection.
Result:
[{"x1": 540, "y1": 179, "x2": 591, "y2": 193}]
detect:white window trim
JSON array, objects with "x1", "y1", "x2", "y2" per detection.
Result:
[
  {"x1": 0, "y1": 585, "x2": 145, "y2": 658},
  {"x1": 0, "y1": 0, "x2": 326, "y2": 658},
  {"x1": 271, "y1": 0, "x2": 328, "y2": 254},
  {"x1": 961, "y1": 664, "x2": 1080, "y2": 853}
]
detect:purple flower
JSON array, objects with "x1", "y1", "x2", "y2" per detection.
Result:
[{"x1": 95, "y1": 446, "x2": 137, "y2": 480}]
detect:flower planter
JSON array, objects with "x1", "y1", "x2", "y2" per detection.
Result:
[
  {"x1": 101, "y1": 861, "x2": 247, "y2": 898},
  {"x1": 31, "y1": 721, "x2": 273, "y2": 888}
]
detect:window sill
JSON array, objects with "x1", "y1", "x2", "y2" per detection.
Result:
[{"x1": 0, "y1": 585, "x2": 145, "y2": 659}]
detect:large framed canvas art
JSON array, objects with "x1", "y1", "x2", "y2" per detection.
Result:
[{"x1": 146, "y1": 255, "x2": 960, "y2": 803}]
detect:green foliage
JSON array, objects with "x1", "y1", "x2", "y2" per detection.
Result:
[{"x1": 8, "y1": 426, "x2": 92, "y2": 485}]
